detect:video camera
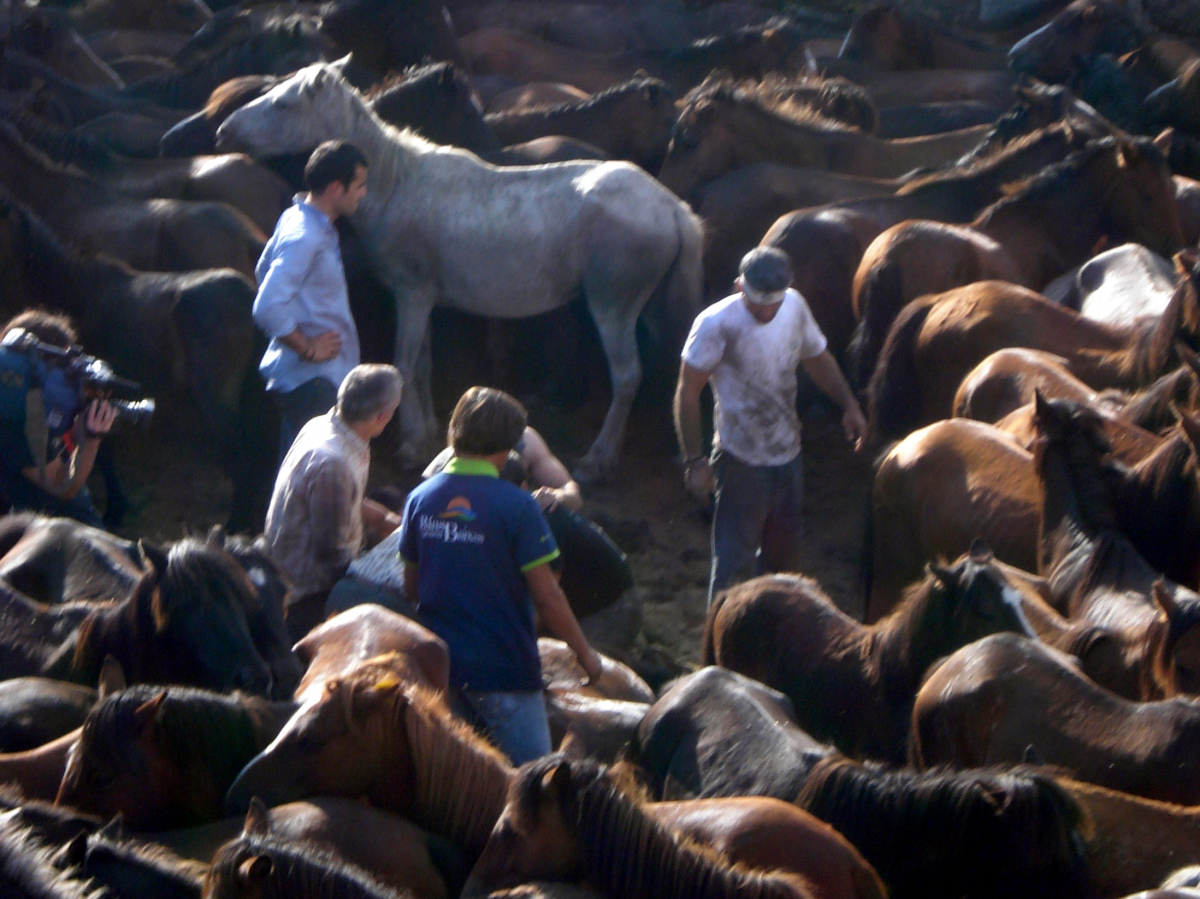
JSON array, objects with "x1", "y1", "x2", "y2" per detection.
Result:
[{"x1": 0, "y1": 329, "x2": 155, "y2": 435}]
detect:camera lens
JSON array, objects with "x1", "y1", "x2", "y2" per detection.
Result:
[{"x1": 110, "y1": 399, "x2": 155, "y2": 429}]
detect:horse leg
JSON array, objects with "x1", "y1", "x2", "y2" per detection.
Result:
[
  {"x1": 574, "y1": 302, "x2": 643, "y2": 484},
  {"x1": 391, "y1": 289, "x2": 440, "y2": 469}
]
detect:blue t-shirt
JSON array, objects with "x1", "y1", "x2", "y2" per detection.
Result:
[{"x1": 398, "y1": 457, "x2": 560, "y2": 692}]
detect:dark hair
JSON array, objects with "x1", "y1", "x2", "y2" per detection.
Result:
[
  {"x1": 738, "y1": 247, "x2": 793, "y2": 293},
  {"x1": 1, "y1": 309, "x2": 77, "y2": 348},
  {"x1": 304, "y1": 140, "x2": 368, "y2": 194},
  {"x1": 448, "y1": 387, "x2": 527, "y2": 456}
]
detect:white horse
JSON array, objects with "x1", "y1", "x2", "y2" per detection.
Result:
[{"x1": 216, "y1": 59, "x2": 703, "y2": 480}]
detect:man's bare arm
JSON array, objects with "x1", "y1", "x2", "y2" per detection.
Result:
[
  {"x1": 800, "y1": 351, "x2": 868, "y2": 451},
  {"x1": 525, "y1": 563, "x2": 603, "y2": 682}
]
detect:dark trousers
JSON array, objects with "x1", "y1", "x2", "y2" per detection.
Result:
[
  {"x1": 0, "y1": 467, "x2": 103, "y2": 528},
  {"x1": 272, "y1": 378, "x2": 338, "y2": 467},
  {"x1": 709, "y1": 448, "x2": 804, "y2": 607}
]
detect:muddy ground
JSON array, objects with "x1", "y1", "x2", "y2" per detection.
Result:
[{"x1": 104, "y1": 319, "x2": 874, "y2": 674}]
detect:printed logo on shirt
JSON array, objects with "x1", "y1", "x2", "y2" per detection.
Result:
[
  {"x1": 419, "y1": 514, "x2": 485, "y2": 545},
  {"x1": 438, "y1": 496, "x2": 477, "y2": 521}
]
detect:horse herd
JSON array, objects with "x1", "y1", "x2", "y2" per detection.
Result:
[{"x1": 7, "y1": 0, "x2": 1200, "y2": 896}]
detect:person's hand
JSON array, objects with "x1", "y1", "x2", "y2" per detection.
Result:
[
  {"x1": 684, "y1": 458, "x2": 713, "y2": 500},
  {"x1": 843, "y1": 403, "x2": 868, "y2": 452},
  {"x1": 579, "y1": 646, "x2": 604, "y2": 686},
  {"x1": 307, "y1": 331, "x2": 342, "y2": 363},
  {"x1": 532, "y1": 486, "x2": 561, "y2": 512},
  {"x1": 82, "y1": 400, "x2": 117, "y2": 441}
]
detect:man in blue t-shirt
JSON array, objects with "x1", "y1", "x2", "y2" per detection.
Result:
[{"x1": 399, "y1": 386, "x2": 603, "y2": 764}]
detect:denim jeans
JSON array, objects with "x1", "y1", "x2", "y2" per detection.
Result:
[
  {"x1": 709, "y1": 448, "x2": 804, "y2": 607},
  {"x1": 272, "y1": 377, "x2": 338, "y2": 466},
  {"x1": 464, "y1": 690, "x2": 552, "y2": 765}
]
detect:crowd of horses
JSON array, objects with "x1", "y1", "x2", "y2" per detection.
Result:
[{"x1": 6, "y1": 0, "x2": 1200, "y2": 895}]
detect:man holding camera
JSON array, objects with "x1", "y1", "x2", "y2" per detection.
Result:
[
  {"x1": 0, "y1": 312, "x2": 116, "y2": 527},
  {"x1": 253, "y1": 140, "x2": 368, "y2": 465}
]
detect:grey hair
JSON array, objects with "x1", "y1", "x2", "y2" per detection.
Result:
[{"x1": 337, "y1": 364, "x2": 403, "y2": 423}]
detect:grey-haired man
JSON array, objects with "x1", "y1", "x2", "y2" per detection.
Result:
[{"x1": 674, "y1": 247, "x2": 867, "y2": 605}]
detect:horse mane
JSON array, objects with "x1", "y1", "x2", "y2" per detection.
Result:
[
  {"x1": 314, "y1": 64, "x2": 439, "y2": 169},
  {"x1": 677, "y1": 73, "x2": 851, "y2": 133},
  {"x1": 515, "y1": 755, "x2": 813, "y2": 899},
  {"x1": 0, "y1": 102, "x2": 115, "y2": 170},
  {"x1": 77, "y1": 830, "x2": 203, "y2": 893},
  {"x1": 157, "y1": 537, "x2": 261, "y2": 628},
  {"x1": 870, "y1": 567, "x2": 957, "y2": 684},
  {"x1": 80, "y1": 685, "x2": 264, "y2": 790},
  {"x1": 897, "y1": 124, "x2": 1071, "y2": 192},
  {"x1": 208, "y1": 831, "x2": 405, "y2": 899},
  {"x1": 796, "y1": 755, "x2": 1086, "y2": 890},
  {"x1": 1033, "y1": 397, "x2": 1124, "y2": 533},
  {"x1": 203, "y1": 73, "x2": 279, "y2": 118},
  {"x1": 0, "y1": 120, "x2": 92, "y2": 183},
  {"x1": 752, "y1": 72, "x2": 876, "y2": 132},
  {"x1": 484, "y1": 76, "x2": 672, "y2": 121},
  {"x1": 0, "y1": 786, "x2": 101, "y2": 846},
  {"x1": 364, "y1": 60, "x2": 458, "y2": 101},
  {"x1": 0, "y1": 814, "x2": 100, "y2": 899},
  {"x1": 665, "y1": 17, "x2": 801, "y2": 62}
]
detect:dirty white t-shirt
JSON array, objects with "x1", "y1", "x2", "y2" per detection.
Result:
[{"x1": 682, "y1": 288, "x2": 827, "y2": 467}]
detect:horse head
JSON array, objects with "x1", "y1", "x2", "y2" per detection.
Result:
[
  {"x1": 225, "y1": 657, "x2": 423, "y2": 814},
  {"x1": 658, "y1": 88, "x2": 735, "y2": 200},
  {"x1": 1098, "y1": 138, "x2": 1185, "y2": 258},
  {"x1": 146, "y1": 538, "x2": 272, "y2": 697},
  {"x1": 1008, "y1": 0, "x2": 1147, "y2": 85},
  {"x1": 368, "y1": 61, "x2": 496, "y2": 153},
  {"x1": 215, "y1": 58, "x2": 362, "y2": 159},
  {"x1": 922, "y1": 544, "x2": 1038, "y2": 644}
]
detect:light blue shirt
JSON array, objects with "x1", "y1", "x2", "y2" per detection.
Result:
[{"x1": 252, "y1": 195, "x2": 360, "y2": 394}]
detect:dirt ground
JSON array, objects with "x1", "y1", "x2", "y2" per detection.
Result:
[{"x1": 104, "y1": 357, "x2": 874, "y2": 672}]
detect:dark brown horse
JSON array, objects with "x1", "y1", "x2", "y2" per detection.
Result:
[
  {"x1": 1008, "y1": 0, "x2": 1150, "y2": 85},
  {"x1": 702, "y1": 548, "x2": 1037, "y2": 763},
  {"x1": 0, "y1": 814, "x2": 96, "y2": 899},
  {"x1": 761, "y1": 122, "x2": 1091, "y2": 357},
  {"x1": 849, "y1": 137, "x2": 1186, "y2": 388},
  {"x1": 794, "y1": 756, "x2": 1090, "y2": 899},
  {"x1": 484, "y1": 78, "x2": 677, "y2": 172},
  {"x1": 51, "y1": 824, "x2": 205, "y2": 899},
  {"x1": 1, "y1": 7, "x2": 123, "y2": 89},
  {"x1": 913, "y1": 631, "x2": 1200, "y2": 804},
  {"x1": 0, "y1": 121, "x2": 265, "y2": 277},
  {"x1": 462, "y1": 755, "x2": 815, "y2": 899},
  {"x1": 658, "y1": 79, "x2": 991, "y2": 200},
  {"x1": 866, "y1": 253, "x2": 1200, "y2": 442},
  {"x1": 1035, "y1": 394, "x2": 1200, "y2": 697},
  {"x1": 56, "y1": 684, "x2": 295, "y2": 829},
  {"x1": 839, "y1": 2, "x2": 1009, "y2": 70}
]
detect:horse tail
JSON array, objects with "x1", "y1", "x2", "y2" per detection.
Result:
[
  {"x1": 662, "y1": 205, "x2": 705, "y2": 356},
  {"x1": 700, "y1": 589, "x2": 728, "y2": 666},
  {"x1": 848, "y1": 258, "x2": 903, "y2": 391},
  {"x1": 866, "y1": 296, "x2": 936, "y2": 445}
]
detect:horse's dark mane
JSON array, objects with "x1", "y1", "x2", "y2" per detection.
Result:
[
  {"x1": 159, "y1": 538, "x2": 261, "y2": 623},
  {"x1": 796, "y1": 755, "x2": 1086, "y2": 892},
  {"x1": 515, "y1": 755, "x2": 812, "y2": 899},
  {"x1": 0, "y1": 815, "x2": 98, "y2": 899},
  {"x1": 677, "y1": 75, "x2": 850, "y2": 133},
  {"x1": 209, "y1": 831, "x2": 405, "y2": 899},
  {"x1": 364, "y1": 60, "x2": 458, "y2": 101},
  {"x1": 1035, "y1": 398, "x2": 1124, "y2": 534},
  {"x1": 1116, "y1": 367, "x2": 1195, "y2": 431},
  {"x1": 871, "y1": 567, "x2": 956, "y2": 683},
  {"x1": 897, "y1": 125, "x2": 1070, "y2": 192},
  {"x1": 0, "y1": 785, "x2": 100, "y2": 846},
  {"x1": 78, "y1": 830, "x2": 203, "y2": 895},
  {"x1": 484, "y1": 76, "x2": 671, "y2": 121},
  {"x1": 203, "y1": 73, "x2": 279, "y2": 118},
  {"x1": 81, "y1": 685, "x2": 264, "y2": 791},
  {"x1": 664, "y1": 18, "x2": 801, "y2": 63}
]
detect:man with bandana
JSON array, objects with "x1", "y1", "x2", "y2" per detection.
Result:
[{"x1": 673, "y1": 247, "x2": 868, "y2": 606}]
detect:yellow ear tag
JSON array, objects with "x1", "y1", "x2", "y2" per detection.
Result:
[{"x1": 374, "y1": 674, "x2": 400, "y2": 691}]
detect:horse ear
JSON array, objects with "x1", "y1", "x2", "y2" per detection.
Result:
[
  {"x1": 1154, "y1": 580, "x2": 1178, "y2": 621},
  {"x1": 238, "y1": 855, "x2": 273, "y2": 886},
  {"x1": 1032, "y1": 389, "x2": 1054, "y2": 429},
  {"x1": 968, "y1": 539, "x2": 994, "y2": 563},
  {"x1": 540, "y1": 762, "x2": 571, "y2": 799},
  {"x1": 1023, "y1": 744, "x2": 1044, "y2": 765},
  {"x1": 244, "y1": 797, "x2": 271, "y2": 836},
  {"x1": 97, "y1": 656, "x2": 126, "y2": 698},
  {"x1": 328, "y1": 53, "x2": 354, "y2": 77},
  {"x1": 1175, "y1": 247, "x2": 1200, "y2": 276},
  {"x1": 132, "y1": 691, "x2": 167, "y2": 735},
  {"x1": 1154, "y1": 127, "x2": 1175, "y2": 155},
  {"x1": 927, "y1": 563, "x2": 955, "y2": 587},
  {"x1": 59, "y1": 832, "x2": 87, "y2": 868},
  {"x1": 137, "y1": 539, "x2": 169, "y2": 577},
  {"x1": 206, "y1": 524, "x2": 227, "y2": 548},
  {"x1": 97, "y1": 814, "x2": 124, "y2": 841}
]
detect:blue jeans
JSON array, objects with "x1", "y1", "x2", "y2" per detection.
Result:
[
  {"x1": 272, "y1": 377, "x2": 338, "y2": 466},
  {"x1": 464, "y1": 690, "x2": 552, "y2": 765},
  {"x1": 709, "y1": 448, "x2": 804, "y2": 606}
]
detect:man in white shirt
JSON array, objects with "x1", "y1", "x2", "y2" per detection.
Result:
[{"x1": 674, "y1": 247, "x2": 868, "y2": 605}]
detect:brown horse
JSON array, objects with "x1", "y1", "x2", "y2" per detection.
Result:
[
  {"x1": 461, "y1": 755, "x2": 815, "y2": 899},
  {"x1": 0, "y1": 121, "x2": 264, "y2": 277},
  {"x1": 0, "y1": 813, "x2": 97, "y2": 899},
  {"x1": 913, "y1": 632, "x2": 1200, "y2": 804},
  {"x1": 225, "y1": 661, "x2": 512, "y2": 861},
  {"x1": 849, "y1": 137, "x2": 1186, "y2": 389},
  {"x1": 458, "y1": 21, "x2": 806, "y2": 96},
  {"x1": 839, "y1": 2, "x2": 1009, "y2": 70},
  {"x1": 1035, "y1": 394, "x2": 1200, "y2": 697},
  {"x1": 1008, "y1": 0, "x2": 1150, "y2": 85},
  {"x1": 866, "y1": 254, "x2": 1200, "y2": 442},
  {"x1": 2, "y1": 7, "x2": 123, "y2": 89},
  {"x1": 56, "y1": 683, "x2": 295, "y2": 829},
  {"x1": 761, "y1": 123, "x2": 1091, "y2": 358},
  {"x1": 484, "y1": 78, "x2": 677, "y2": 172},
  {"x1": 702, "y1": 548, "x2": 1037, "y2": 763},
  {"x1": 1060, "y1": 778, "x2": 1200, "y2": 899},
  {"x1": 658, "y1": 79, "x2": 990, "y2": 200}
]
